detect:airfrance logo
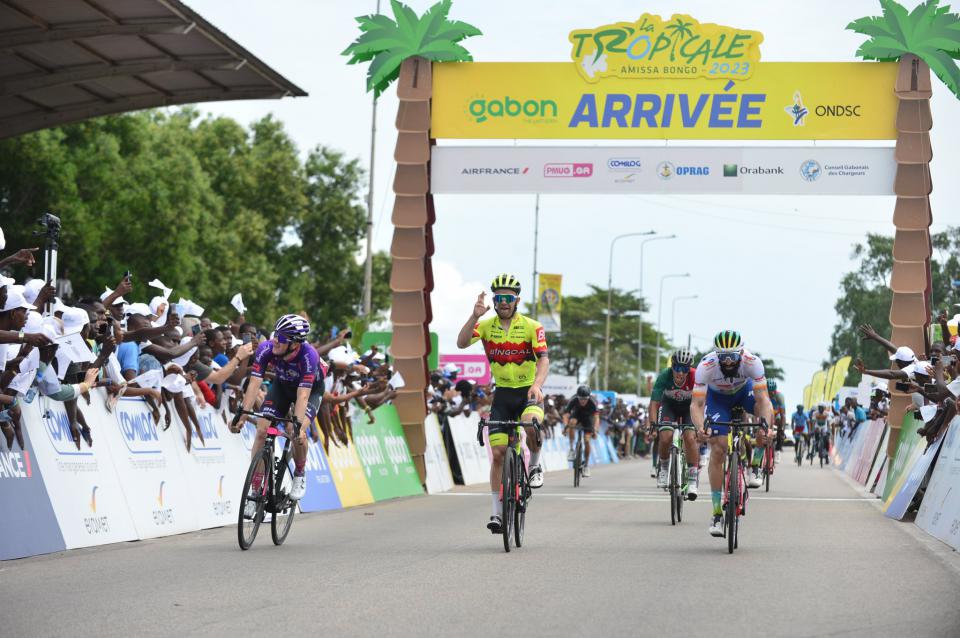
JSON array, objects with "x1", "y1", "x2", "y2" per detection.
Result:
[
  {"x1": 0, "y1": 449, "x2": 32, "y2": 479},
  {"x1": 607, "y1": 158, "x2": 642, "y2": 171},
  {"x1": 461, "y1": 166, "x2": 530, "y2": 175},
  {"x1": 785, "y1": 90, "x2": 808, "y2": 126}
]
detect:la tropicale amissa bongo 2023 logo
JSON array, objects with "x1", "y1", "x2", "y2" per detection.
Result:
[
  {"x1": 569, "y1": 13, "x2": 763, "y2": 82},
  {"x1": 465, "y1": 13, "x2": 763, "y2": 125}
]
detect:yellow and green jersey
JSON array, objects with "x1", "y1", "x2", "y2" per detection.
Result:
[{"x1": 470, "y1": 313, "x2": 547, "y2": 388}]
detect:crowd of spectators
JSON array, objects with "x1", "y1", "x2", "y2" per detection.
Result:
[
  {"x1": 854, "y1": 313, "x2": 960, "y2": 445},
  {"x1": 0, "y1": 235, "x2": 396, "y2": 455}
]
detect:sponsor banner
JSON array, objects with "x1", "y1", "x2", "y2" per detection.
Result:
[
  {"x1": 361, "y1": 331, "x2": 439, "y2": 370},
  {"x1": 321, "y1": 431, "x2": 375, "y2": 507},
  {"x1": 438, "y1": 354, "x2": 490, "y2": 385},
  {"x1": 868, "y1": 426, "x2": 891, "y2": 495},
  {"x1": 170, "y1": 404, "x2": 248, "y2": 529},
  {"x1": 541, "y1": 424, "x2": 571, "y2": 472},
  {"x1": 827, "y1": 357, "x2": 853, "y2": 403},
  {"x1": 882, "y1": 414, "x2": 924, "y2": 502},
  {"x1": 298, "y1": 424, "x2": 342, "y2": 512},
  {"x1": 0, "y1": 415, "x2": 66, "y2": 560},
  {"x1": 432, "y1": 62, "x2": 897, "y2": 140},
  {"x1": 99, "y1": 396, "x2": 200, "y2": 538},
  {"x1": 431, "y1": 146, "x2": 894, "y2": 195},
  {"x1": 543, "y1": 374, "x2": 578, "y2": 397},
  {"x1": 884, "y1": 431, "x2": 944, "y2": 520},
  {"x1": 25, "y1": 395, "x2": 138, "y2": 549},
  {"x1": 538, "y1": 273, "x2": 562, "y2": 332},
  {"x1": 851, "y1": 421, "x2": 885, "y2": 485},
  {"x1": 424, "y1": 413, "x2": 455, "y2": 494},
  {"x1": 446, "y1": 413, "x2": 491, "y2": 485},
  {"x1": 916, "y1": 418, "x2": 960, "y2": 551},
  {"x1": 352, "y1": 405, "x2": 423, "y2": 501}
]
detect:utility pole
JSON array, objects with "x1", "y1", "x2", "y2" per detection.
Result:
[
  {"x1": 532, "y1": 194, "x2": 540, "y2": 318},
  {"x1": 361, "y1": 0, "x2": 381, "y2": 317}
]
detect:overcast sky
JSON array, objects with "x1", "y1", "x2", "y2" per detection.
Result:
[{"x1": 186, "y1": 0, "x2": 960, "y2": 403}]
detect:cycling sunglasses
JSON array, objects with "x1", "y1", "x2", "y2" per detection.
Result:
[
  {"x1": 671, "y1": 364, "x2": 690, "y2": 373},
  {"x1": 718, "y1": 352, "x2": 741, "y2": 364},
  {"x1": 492, "y1": 294, "x2": 517, "y2": 304}
]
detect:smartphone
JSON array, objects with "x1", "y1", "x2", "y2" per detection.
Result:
[
  {"x1": 924, "y1": 383, "x2": 939, "y2": 394},
  {"x1": 343, "y1": 329, "x2": 353, "y2": 339},
  {"x1": 241, "y1": 334, "x2": 252, "y2": 344},
  {"x1": 123, "y1": 270, "x2": 132, "y2": 280},
  {"x1": 191, "y1": 324, "x2": 201, "y2": 336},
  {"x1": 894, "y1": 381, "x2": 910, "y2": 392}
]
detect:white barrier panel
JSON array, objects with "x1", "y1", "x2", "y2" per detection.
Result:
[
  {"x1": 97, "y1": 395, "x2": 200, "y2": 539},
  {"x1": 170, "y1": 405, "x2": 251, "y2": 529},
  {"x1": 432, "y1": 146, "x2": 897, "y2": 195},
  {"x1": 541, "y1": 425, "x2": 571, "y2": 472},
  {"x1": 866, "y1": 425, "x2": 890, "y2": 495},
  {"x1": 424, "y1": 414, "x2": 454, "y2": 494},
  {"x1": 447, "y1": 413, "x2": 490, "y2": 485},
  {"x1": 916, "y1": 418, "x2": 960, "y2": 551},
  {"x1": 26, "y1": 395, "x2": 138, "y2": 549},
  {"x1": 852, "y1": 421, "x2": 885, "y2": 485}
]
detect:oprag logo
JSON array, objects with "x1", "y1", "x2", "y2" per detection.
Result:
[
  {"x1": 800, "y1": 159, "x2": 821, "y2": 182},
  {"x1": 657, "y1": 161, "x2": 674, "y2": 179},
  {"x1": 468, "y1": 96, "x2": 558, "y2": 123},
  {"x1": 544, "y1": 163, "x2": 593, "y2": 178},
  {"x1": 607, "y1": 158, "x2": 642, "y2": 172},
  {"x1": 785, "y1": 90, "x2": 808, "y2": 126},
  {"x1": 658, "y1": 162, "x2": 708, "y2": 179}
]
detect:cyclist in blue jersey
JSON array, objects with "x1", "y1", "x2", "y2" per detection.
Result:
[{"x1": 237, "y1": 314, "x2": 326, "y2": 513}]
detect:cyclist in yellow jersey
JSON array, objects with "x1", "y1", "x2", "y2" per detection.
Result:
[{"x1": 457, "y1": 273, "x2": 549, "y2": 533}]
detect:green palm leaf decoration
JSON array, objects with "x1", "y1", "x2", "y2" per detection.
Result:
[
  {"x1": 847, "y1": 0, "x2": 960, "y2": 99},
  {"x1": 343, "y1": 0, "x2": 482, "y2": 98}
]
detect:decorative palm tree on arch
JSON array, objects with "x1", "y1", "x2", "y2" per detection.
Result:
[
  {"x1": 847, "y1": 0, "x2": 960, "y2": 457},
  {"x1": 343, "y1": 0, "x2": 481, "y2": 480}
]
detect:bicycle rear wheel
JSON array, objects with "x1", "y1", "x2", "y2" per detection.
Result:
[
  {"x1": 669, "y1": 448, "x2": 678, "y2": 526},
  {"x1": 727, "y1": 453, "x2": 739, "y2": 555},
  {"x1": 515, "y1": 454, "x2": 527, "y2": 548},
  {"x1": 501, "y1": 451, "x2": 515, "y2": 553},
  {"x1": 271, "y1": 454, "x2": 296, "y2": 546},
  {"x1": 238, "y1": 449, "x2": 269, "y2": 550},
  {"x1": 764, "y1": 448, "x2": 772, "y2": 493}
]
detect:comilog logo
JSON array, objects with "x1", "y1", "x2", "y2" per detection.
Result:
[
  {"x1": 469, "y1": 96, "x2": 558, "y2": 123},
  {"x1": 607, "y1": 158, "x2": 642, "y2": 171}
]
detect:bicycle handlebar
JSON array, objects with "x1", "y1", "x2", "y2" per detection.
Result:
[
  {"x1": 230, "y1": 407, "x2": 302, "y2": 432},
  {"x1": 477, "y1": 418, "x2": 542, "y2": 447}
]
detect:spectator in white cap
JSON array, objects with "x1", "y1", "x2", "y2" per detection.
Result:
[
  {"x1": 0, "y1": 285, "x2": 51, "y2": 348},
  {"x1": 889, "y1": 345, "x2": 917, "y2": 369},
  {"x1": 100, "y1": 275, "x2": 133, "y2": 321}
]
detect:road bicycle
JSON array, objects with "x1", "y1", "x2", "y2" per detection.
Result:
[
  {"x1": 794, "y1": 433, "x2": 806, "y2": 467},
  {"x1": 761, "y1": 436, "x2": 775, "y2": 493},
  {"x1": 478, "y1": 418, "x2": 542, "y2": 552},
  {"x1": 652, "y1": 422, "x2": 687, "y2": 525},
  {"x1": 815, "y1": 429, "x2": 830, "y2": 468},
  {"x1": 232, "y1": 408, "x2": 301, "y2": 550},
  {"x1": 570, "y1": 427, "x2": 591, "y2": 487},
  {"x1": 708, "y1": 409, "x2": 767, "y2": 554}
]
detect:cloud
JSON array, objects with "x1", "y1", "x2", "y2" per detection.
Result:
[{"x1": 430, "y1": 259, "x2": 486, "y2": 356}]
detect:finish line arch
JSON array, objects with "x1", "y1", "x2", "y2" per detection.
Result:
[{"x1": 383, "y1": 14, "x2": 934, "y2": 480}]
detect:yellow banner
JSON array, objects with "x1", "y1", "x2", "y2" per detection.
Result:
[
  {"x1": 803, "y1": 384, "x2": 812, "y2": 411},
  {"x1": 538, "y1": 273, "x2": 562, "y2": 332},
  {"x1": 809, "y1": 370, "x2": 827, "y2": 407},
  {"x1": 828, "y1": 356, "x2": 852, "y2": 401},
  {"x1": 432, "y1": 62, "x2": 897, "y2": 140},
  {"x1": 321, "y1": 432, "x2": 374, "y2": 508}
]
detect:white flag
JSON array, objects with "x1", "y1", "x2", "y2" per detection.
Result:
[
  {"x1": 148, "y1": 278, "x2": 173, "y2": 299},
  {"x1": 177, "y1": 297, "x2": 205, "y2": 317},
  {"x1": 230, "y1": 293, "x2": 246, "y2": 314}
]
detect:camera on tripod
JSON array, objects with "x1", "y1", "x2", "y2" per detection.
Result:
[{"x1": 32, "y1": 212, "x2": 62, "y2": 312}]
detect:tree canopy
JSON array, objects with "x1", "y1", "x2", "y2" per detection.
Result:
[{"x1": 0, "y1": 109, "x2": 390, "y2": 331}]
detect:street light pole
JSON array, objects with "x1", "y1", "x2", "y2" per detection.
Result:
[
  {"x1": 532, "y1": 194, "x2": 540, "y2": 318},
  {"x1": 670, "y1": 295, "x2": 699, "y2": 345},
  {"x1": 361, "y1": 0, "x2": 382, "y2": 317},
  {"x1": 655, "y1": 273, "x2": 690, "y2": 372},
  {"x1": 603, "y1": 230, "x2": 655, "y2": 390},
  {"x1": 636, "y1": 235, "x2": 677, "y2": 395}
]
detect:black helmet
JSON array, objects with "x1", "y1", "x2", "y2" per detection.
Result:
[
  {"x1": 796, "y1": 404, "x2": 804, "y2": 411},
  {"x1": 576, "y1": 384, "x2": 591, "y2": 398}
]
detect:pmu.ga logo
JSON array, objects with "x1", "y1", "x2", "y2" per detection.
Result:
[
  {"x1": 569, "y1": 13, "x2": 763, "y2": 82},
  {"x1": 152, "y1": 480, "x2": 174, "y2": 526}
]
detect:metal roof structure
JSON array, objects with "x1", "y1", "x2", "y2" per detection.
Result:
[{"x1": 0, "y1": 0, "x2": 306, "y2": 139}]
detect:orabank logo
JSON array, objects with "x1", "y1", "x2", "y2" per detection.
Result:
[
  {"x1": 544, "y1": 163, "x2": 593, "y2": 178},
  {"x1": 468, "y1": 96, "x2": 559, "y2": 123}
]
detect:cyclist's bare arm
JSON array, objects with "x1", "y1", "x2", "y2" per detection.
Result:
[
  {"x1": 293, "y1": 386, "x2": 311, "y2": 428},
  {"x1": 456, "y1": 292, "x2": 488, "y2": 349},
  {"x1": 593, "y1": 412, "x2": 600, "y2": 432},
  {"x1": 241, "y1": 375, "x2": 263, "y2": 412},
  {"x1": 691, "y1": 393, "x2": 706, "y2": 430},
  {"x1": 648, "y1": 400, "x2": 660, "y2": 422}
]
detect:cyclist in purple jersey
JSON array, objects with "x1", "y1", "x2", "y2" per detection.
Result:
[{"x1": 238, "y1": 314, "x2": 325, "y2": 506}]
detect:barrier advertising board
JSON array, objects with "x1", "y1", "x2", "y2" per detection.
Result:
[
  {"x1": 432, "y1": 146, "x2": 895, "y2": 196},
  {"x1": 100, "y1": 396, "x2": 199, "y2": 538},
  {"x1": 298, "y1": 428, "x2": 342, "y2": 512},
  {"x1": 322, "y1": 431, "x2": 375, "y2": 507},
  {"x1": 432, "y1": 62, "x2": 897, "y2": 140},
  {"x1": 424, "y1": 414, "x2": 454, "y2": 494},
  {"x1": 884, "y1": 433, "x2": 944, "y2": 521},
  {"x1": 351, "y1": 405, "x2": 423, "y2": 501},
  {"x1": 26, "y1": 397, "x2": 138, "y2": 548},
  {"x1": 0, "y1": 416, "x2": 66, "y2": 559},
  {"x1": 882, "y1": 414, "x2": 924, "y2": 501},
  {"x1": 438, "y1": 354, "x2": 491, "y2": 385},
  {"x1": 447, "y1": 413, "x2": 491, "y2": 485},
  {"x1": 916, "y1": 418, "x2": 960, "y2": 551}
]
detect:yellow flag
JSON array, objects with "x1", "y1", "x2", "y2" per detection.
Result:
[
  {"x1": 828, "y1": 356, "x2": 852, "y2": 402},
  {"x1": 538, "y1": 273, "x2": 562, "y2": 332},
  {"x1": 803, "y1": 384, "x2": 812, "y2": 411},
  {"x1": 810, "y1": 370, "x2": 826, "y2": 406}
]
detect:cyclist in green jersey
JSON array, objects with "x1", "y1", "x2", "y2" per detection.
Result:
[{"x1": 649, "y1": 350, "x2": 700, "y2": 500}]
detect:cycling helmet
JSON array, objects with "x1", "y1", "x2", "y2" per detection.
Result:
[
  {"x1": 273, "y1": 314, "x2": 310, "y2": 343},
  {"x1": 576, "y1": 384, "x2": 591, "y2": 398},
  {"x1": 767, "y1": 379, "x2": 778, "y2": 391},
  {"x1": 713, "y1": 330, "x2": 743, "y2": 352},
  {"x1": 490, "y1": 273, "x2": 521, "y2": 294},
  {"x1": 671, "y1": 349, "x2": 694, "y2": 368},
  {"x1": 796, "y1": 404, "x2": 804, "y2": 411}
]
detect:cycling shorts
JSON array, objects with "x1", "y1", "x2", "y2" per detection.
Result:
[
  {"x1": 705, "y1": 381, "x2": 756, "y2": 437},
  {"x1": 657, "y1": 397, "x2": 694, "y2": 431},
  {"x1": 567, "y1": 417, "x2": 595, "y2": 433},
  {"x1": 488, "y1": 386, "x2": 544, "y2": 446},
  {"x1": 261, "y1": 380, "x2": 323, "y2": 425}
]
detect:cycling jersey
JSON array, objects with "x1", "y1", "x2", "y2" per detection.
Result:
[
  {"x1": 471, "y1": 313, "x2": 547, "y2": 389},
  {"x1": 791, "y1": 410, "x2": 809, "y2": 433},
  {"x1": 651, "y1": 367, "x2": 696, "y2": 403},
  {"x1": 564, "y1": 397, "x2": 598, "y2": 427},
  {"x1": 250, "y1": 340, "x2": 325, "y2": 388},
  {"x1": 693, "y1": 349, "x2": 767, "y2": 397}
]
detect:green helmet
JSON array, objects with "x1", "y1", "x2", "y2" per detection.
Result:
[
  {"x1": 713, "y1": 329, "x2": 742, "y2": 353},
  {"x1": 767, "y1": 379, "x2": 777, "y2": 391}
]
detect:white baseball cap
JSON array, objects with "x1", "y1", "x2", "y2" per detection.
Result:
[
  {"x1": 0, "y1": 225, "x2": 5, "y2": 251},
  {"x1": 1, "y1": 285, "x2": 36, "y2": 312},
  {"x1": 100, "y1": 287, "x2": 127, "y2": 306},
  {"x1": 123, "y1": 302, "x2": 153, "y2": 317},
  {"x1": 889, "y1": 346, "x2": 916, "y2": 363},
  {"x1": 23, "y1": 279, "x2": 45, "y2": 305},
  {"x1": 61, "y1": 307, "x2": 90, "y2": 335}
]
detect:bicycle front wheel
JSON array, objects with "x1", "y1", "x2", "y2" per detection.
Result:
[
  {"x1": 573, "y1": 439, "x2": 583, "y2": 488},
  {"x1": 501, "y1": 451, "x2": 515, "y2": 553},
  {"x1": 515, "y1": 454, "x2": 527, "y2": 548},
  {"x1": 238, "y1": 449, "x2": 269, "y2": 550},
  {"x1": 669, "y1": 448, "x2": 678, "y2": 526},
  {"x1": 727, "y1": 453, "x2": 739, "y2": 555},
  {"x1": 271, "y1": 455, "x2": 296, "y2": 546}
]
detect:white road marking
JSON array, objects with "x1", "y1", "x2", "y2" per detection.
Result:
[{"x1": 436, "y1": 492, "x2": 870, "y2": 502}]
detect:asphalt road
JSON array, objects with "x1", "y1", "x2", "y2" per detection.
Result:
[{"x1": 3, "y1": 452, "x2": 960, "y2": 637}]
